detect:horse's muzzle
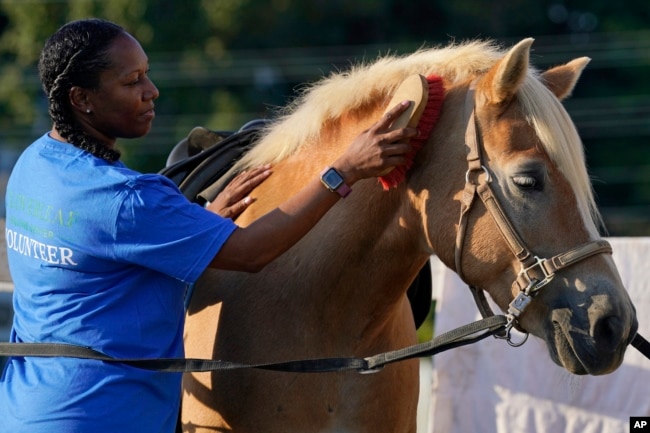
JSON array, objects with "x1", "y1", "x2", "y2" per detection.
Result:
[{"x1": 549, "y1": 308, "x2": 638, "y2": 375}]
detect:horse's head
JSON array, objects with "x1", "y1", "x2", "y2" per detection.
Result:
[{"x1": 441, "y1": 38, "x2": 638, "y2": 375}]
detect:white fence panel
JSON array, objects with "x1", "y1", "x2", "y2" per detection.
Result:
[{"x1": 427, "y1": 237, "x2": 650, "y2": 433}]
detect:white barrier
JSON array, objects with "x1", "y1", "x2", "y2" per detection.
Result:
[{"x1": 427, "y1": 237, "x2": 650, "y2": 433}]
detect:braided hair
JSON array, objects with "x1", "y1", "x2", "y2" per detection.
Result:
[{"x1": 38, "y1": 18, "x2": 124, "y2": 162}]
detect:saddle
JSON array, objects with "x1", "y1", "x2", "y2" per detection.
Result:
[
  {"x1": 159, "y1": 119, "x2": 270, "y2": 204},
  {"x1": 159, "y1": 120, "x2": 433, "y2": 330}
]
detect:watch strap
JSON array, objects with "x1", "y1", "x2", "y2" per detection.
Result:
[{"x1": 336, "y1": 181, "x2": 352, "y2": 198}]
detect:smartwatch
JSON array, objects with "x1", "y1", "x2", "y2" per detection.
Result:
[{"x1": 320, "y1": 167, "x2": 352, "y2": 198}]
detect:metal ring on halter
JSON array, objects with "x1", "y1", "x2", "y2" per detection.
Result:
[
  {"x1": 496, "y1": 278, "x2": 537, "y2": 347},
  {"x1": 465, "y1": 165, "x2": 491, "y2": 185},
  {"x1": 495, "y1": 316, "x2": 530, "y2": 347},
  {"x1": 506, "y1": 325, "x2": 530, "y2": 347}
]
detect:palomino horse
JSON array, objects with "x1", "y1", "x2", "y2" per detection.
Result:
[{"x1": 181, "y1": 38, "x2": 638, "y2": 433}]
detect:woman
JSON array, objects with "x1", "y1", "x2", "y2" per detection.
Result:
[{"x1": 0, "y1": 18, "x2": 416, "y2": 433}]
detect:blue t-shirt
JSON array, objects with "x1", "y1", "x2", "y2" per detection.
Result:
[{"x1": 0, "y1": 133, "x2": 237, "y2": 433}]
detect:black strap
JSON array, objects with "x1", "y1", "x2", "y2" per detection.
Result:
[
  {"x1": 632, "y1": 333, "x2": 650, "y2": 359},
  {"x1": 363, "y1": 314, "x2": 506, "y2": 371},
  {"x1": 407, "y1": 263, "x2": 433, "y2": 329},
  {"x1": 0, "y1": 315, "x2": 507, "y2": 374}
]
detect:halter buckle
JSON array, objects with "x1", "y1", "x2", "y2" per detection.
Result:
[{"x1": 518, "y1": 256, "x2": 554, "y2": 294}]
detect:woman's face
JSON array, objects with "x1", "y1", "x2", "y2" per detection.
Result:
[{"x1": 81, "y1": 31, "x2": 159, "y2": 145}]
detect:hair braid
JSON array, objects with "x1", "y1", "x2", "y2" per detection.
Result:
[{"x1": 38, "y1": 18, "x2": 124, "y2": 162}]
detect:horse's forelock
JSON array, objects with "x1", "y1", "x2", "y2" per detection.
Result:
[
  {"x1": 519, "y1": 76, "x2": 603, "y2": 234},
  {"x1": 233, "y1": 40, "x2": 503, "y2": 171}
]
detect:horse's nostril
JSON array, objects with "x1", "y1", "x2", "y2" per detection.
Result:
[{"x1": 592, "y1": 315, "x2": 624, "y2": 353}]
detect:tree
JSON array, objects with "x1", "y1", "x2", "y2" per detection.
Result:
[
  {"x1": 1, "y1": 0, "x2": 649, "y2": 233},
  {"x1": 0, "y1": 0, "x2": 150, "y2": 127}
]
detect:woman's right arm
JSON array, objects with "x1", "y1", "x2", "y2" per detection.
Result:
[{"x1": 208, "y1": 101, "x2": 416, "y2": 272}]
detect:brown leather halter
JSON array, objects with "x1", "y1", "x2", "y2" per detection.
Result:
[{"x1": 454, "y1": 81, "x2": 613, "y2": 345}]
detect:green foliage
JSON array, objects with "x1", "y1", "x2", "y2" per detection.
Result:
[
  {"x1": 417, "y1": 301, "x2": 436, "y2": 344},
  {"x1": 0, "y1": 0, "x2": 149, "y2": 130},
  {"x1": 1, "y1": 0, "x2": 649, "y2": 233}
]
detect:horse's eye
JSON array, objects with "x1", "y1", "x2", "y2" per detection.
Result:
[{"x1": 512, "y1": 175, "x2": 540, "y2": 190}]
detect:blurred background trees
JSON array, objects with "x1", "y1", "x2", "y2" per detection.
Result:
[{"x1": 1, "y1": 0, "x2": 649, "y2": 234}]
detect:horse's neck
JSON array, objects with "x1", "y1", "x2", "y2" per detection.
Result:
[
  {"x1": 405, "y1": 93, "x2": 470, "y2": 270},
  {"x1": 237, "y1": 100, "x2": 464, "y2": 260},
  {"x1": 236, "y1": 106, "x2": 380, "y2": 226}
]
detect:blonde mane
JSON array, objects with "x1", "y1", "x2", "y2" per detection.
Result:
[
  {"x1": 233, "y1": 39, "x2": 601, "y2": 230},
  {"x1": 234, "y1": 40, "x2": 502, "y2": 169}
]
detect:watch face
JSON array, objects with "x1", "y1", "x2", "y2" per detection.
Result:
[{"x1": 323, "y1": 169, "x2": 344, "y2": 189}]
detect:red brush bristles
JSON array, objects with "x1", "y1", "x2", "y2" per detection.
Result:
[{"x1": 379, "y1": 74, "x2": 445, "y2": 190}]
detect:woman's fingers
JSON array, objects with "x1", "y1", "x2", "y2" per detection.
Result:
[
  {"x1": 374, "y1": 100, "x2": 412, "y2": 131},
  {"x1": 207, "y1": 165, "x2": 272, "y2": 218}
]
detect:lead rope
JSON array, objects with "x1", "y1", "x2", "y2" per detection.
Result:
[
  {"x1": 632, "y1": 333, "x2": 650, "y2": 359},
  {"x1": 0, "y1": 315, "x2": 508, "y2": 373}
]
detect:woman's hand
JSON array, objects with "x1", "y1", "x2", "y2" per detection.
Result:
[
  {"x1": 332, "y1": 100, "x2": 418, "y2": 185},
  {"x1": 207, "y1": 165, "x2": 272, "y2": 219}
]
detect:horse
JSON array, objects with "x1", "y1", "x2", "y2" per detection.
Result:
[{"x1": 180, "y1": 38, "x2": 638, "y2": 433}]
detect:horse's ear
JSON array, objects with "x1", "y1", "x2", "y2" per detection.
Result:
[
  {"x1": 541, "y1": 57, "x2": 591, "y2": 101},
  {"x1": 480, "y1": 38, "x2": 534, "y2": 106}
]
